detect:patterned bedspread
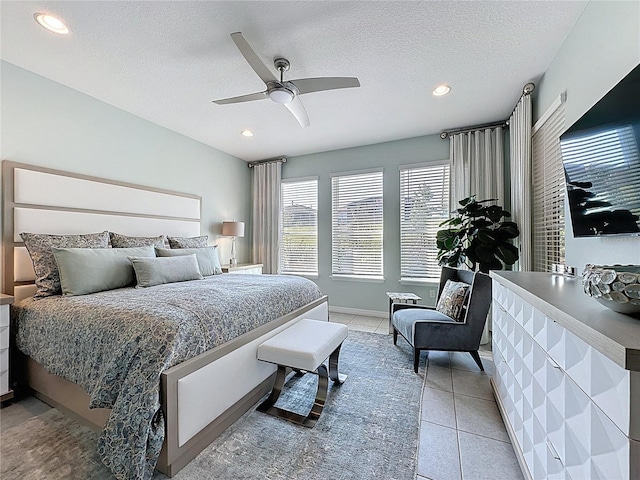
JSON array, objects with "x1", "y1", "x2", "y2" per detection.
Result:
[{"x1": 13, "y1": 274, "x2": 323, "y2": 480}]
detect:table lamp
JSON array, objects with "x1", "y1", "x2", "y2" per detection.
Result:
[{"x1": 222, "y1": 221, "x2": 245, "y2": 266}]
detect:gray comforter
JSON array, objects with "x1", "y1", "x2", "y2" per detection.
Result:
[{"x1": 13, "y1": 274, "x2": 323, "y2": 480}]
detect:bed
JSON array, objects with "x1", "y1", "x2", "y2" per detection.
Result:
[{"x1": 1, "y1": 161, "x2": 329, "y2": 479}]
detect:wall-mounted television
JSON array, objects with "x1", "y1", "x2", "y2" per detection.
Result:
[{"x1": 560, "y1": 63, "x2": 640, "y2": 237}]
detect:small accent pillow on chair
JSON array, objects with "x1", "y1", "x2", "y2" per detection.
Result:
[{"x1": 436, "y1": 279, "x2": 470, "y2": 321}]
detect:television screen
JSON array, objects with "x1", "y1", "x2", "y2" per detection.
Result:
[{"x1": 560, "y1": 63, "x2": 640, "y2": 237}]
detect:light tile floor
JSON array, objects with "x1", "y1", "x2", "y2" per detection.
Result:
[{"x1": 329, "y1": 312, "x2": 523, "y2": 480}]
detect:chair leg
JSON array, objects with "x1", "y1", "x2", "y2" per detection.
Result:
[
  {"x1": 393, "y1": 327, "x2": 398, "y2": 345},
  {"x1": 469, "y1": 350, "x2": 484, "y2": 371},
  {"x1": 413, "y1": 348, "x2": 420, "y2": 373}
]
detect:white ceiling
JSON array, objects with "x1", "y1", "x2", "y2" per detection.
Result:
[{"x1": 0, "y1": 1, "x2": 588, "y2": 162}]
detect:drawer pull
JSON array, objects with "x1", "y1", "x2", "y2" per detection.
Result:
[
  {"x1": 547, "y1": 357, "x2": 561, "y2": 369},
  {"x1": 546, "y1": 440, "x2": 562, "y2": 463}
]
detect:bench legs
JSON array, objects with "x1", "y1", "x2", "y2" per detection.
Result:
[{"x1": 257, "y1": 344, "x2": 347, "y2": 428}]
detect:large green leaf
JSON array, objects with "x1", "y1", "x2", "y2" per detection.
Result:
[
  {"x1": 477, "y1": 229, "x2": 496, "y2": 244},
  {"x1": 459, "y1": 196, "x2": 475, "y2": 206},
  {"x1": 471, "y1": 218, "x2": 492, "y2": 229},
  {"x1": 497, "y1": 222, "x2": 520, "y2": 238},
  {"x1": 474, "y1": 245, "x2": 495, "y2": 262},
  {"x1": 496, "y1": 243, "x2": 519, "y2": 265}
]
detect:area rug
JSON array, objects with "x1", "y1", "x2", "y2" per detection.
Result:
[{"x1": 1, "y1": 331, "x2": 422, "y2": 480}]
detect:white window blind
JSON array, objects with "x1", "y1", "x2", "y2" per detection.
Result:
[
  {"x1": 280, "y1": 178, "x2": 318, "y2": 275},
  {"x1": 532, "y1": 101, "x2": 566, "y2": 272},
  {"x1": 562, "y1": 125, "x2": 640, "y2": 218},
  {"x1": 331, "y1": 170, "x2": 383, "y2": 278},
  {"x1": 400, "y1": 162, "x2": 450, "y2": 281}
]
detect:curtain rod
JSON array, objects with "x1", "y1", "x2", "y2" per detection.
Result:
[
  {"x1": 439, "y1": 120, "x2": 508, "y2": 139},
  {"x1": 440, "y1": 82, "x2": 535, "y2": 139},
  {"x1": 247, "y1": 157, "x2": 287, "y2": 168}
]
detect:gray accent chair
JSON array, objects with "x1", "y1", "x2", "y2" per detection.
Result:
[{"x1": 392, "y1": 267, "x2": 492, "y2": 373}]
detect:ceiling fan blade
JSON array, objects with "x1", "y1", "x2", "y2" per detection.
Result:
[
  {"x1": 288, "y1": 77, "x2": 360, "y2": 95},
  {"x1": 284, "y1": 96, "x2": 310, "y2": 128},
  {"x1": 230, "y1": 32, "x2": 278, "y2": 85},
  {"x1": 212, "y1": 91, "x2": 268, "y2": 105}
]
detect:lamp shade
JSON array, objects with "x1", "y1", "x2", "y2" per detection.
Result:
[{"x1": 222, "y1": 221, "x2": 245, "y2": 237}]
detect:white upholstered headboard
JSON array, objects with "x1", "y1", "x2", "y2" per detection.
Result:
[{"x1": 2, "y1": 161, "x2": 202, "y2": 301}]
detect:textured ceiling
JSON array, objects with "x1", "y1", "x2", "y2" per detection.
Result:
[{"x1": 0, "y1": 1, "x2": 588, "y2": 161}]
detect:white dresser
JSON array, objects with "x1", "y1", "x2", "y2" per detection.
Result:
[
  {"x1": 490, "y1": 272, "x2": 640, "y2": 480},
  {"x1": 0, "y1": 294, "x2": 14, "y2": 402},
  {"x1": 221, "y1": 263, "x2": 263, "y2": 275}
]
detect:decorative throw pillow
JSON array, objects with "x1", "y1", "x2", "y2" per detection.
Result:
[
  {"x1": 436, "y1": 280, "x2": 470, "y2": 322},
  {"x1": 20, "y1": 231, "x2": 110, "y2": 298},
  {"x1": 109, "y1": 232, "x2": 166, "y2": 248},
  {"x1": 155, "y1": 246, "x2": 222, "y2": 276},
  {"x1": 53, "y1": 246, "x2": 155, "y2": 296},
  {"x1": 128, "y1": 255, "x2": 204, "y2": 287},
  {"x1": 167, "y1": 235, "x2": 208, "y2": 249}
]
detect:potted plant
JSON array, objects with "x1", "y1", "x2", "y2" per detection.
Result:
[{"x1": 436, "y1": 196, "x2": 520, "y2": 273}]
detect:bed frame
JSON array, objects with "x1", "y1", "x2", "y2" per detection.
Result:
[{"x1": 1, "y1": 160, "x2": 329, "y2": 476}]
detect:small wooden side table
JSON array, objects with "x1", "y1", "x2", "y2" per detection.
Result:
[{"x1": 386, "y1": 292, "x2": 422, "y2": 334}]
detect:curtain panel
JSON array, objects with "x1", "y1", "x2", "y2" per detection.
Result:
[
  {"x1": 509, "y1": 94, "x2": 533, "y2": 271},
  {"x1": 450, "y1": 126, "x2": 505, "y2": 211},
  {"x1": 251, "y1": 162, "x2": 281, "y2": 274}
]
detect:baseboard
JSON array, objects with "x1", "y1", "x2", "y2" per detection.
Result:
[{"x1": 329, "y1": 305, "x2": 387, "y2": 318}]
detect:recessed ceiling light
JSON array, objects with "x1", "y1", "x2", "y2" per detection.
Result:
[
  {"x1": 34, "y1": 13, "x2": 70, "y2": 35},
  {"x1": 241, "y1": 130, "x2": 254, "y2": 137},
  {"x1": 433, "y1": 85, "x2": 451, "y2": 96}
]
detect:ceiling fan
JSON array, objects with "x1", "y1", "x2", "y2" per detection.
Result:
[{"x1": 212, "y1": 32, "x2": 361, "y2": 128}]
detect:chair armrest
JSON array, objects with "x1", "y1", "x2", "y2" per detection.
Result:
[{"x1": 392, "y1": 303, "x2": 435, "y2": 314}]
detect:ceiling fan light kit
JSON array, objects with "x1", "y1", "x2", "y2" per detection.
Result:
[{"x1": 212, "y1": 32, "x2": 360, "y2": 128}]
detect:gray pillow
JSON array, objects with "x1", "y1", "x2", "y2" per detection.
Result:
[
  {"x1": 20, "y1": 231, "x2": 110, "y2": 298},
  {"x1": 53, "y1": 246, "x2": 155, "y2": 296},
  {"x1": 109, "y1": 232, "x2": 167, "y2": 248},
  {"x1": 155, "y1": 246, "x2": 222, "y2": 276},
  {"x1": 128, "y1": 255, "x2": 204, "y2": 287},
  {"x1": 167, "y1": 235, "x2": 208, "y2": 248}
]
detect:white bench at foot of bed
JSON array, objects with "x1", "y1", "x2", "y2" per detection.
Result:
[{"x1": 256, "y1": 318, "x2": 348, "y2": 428}]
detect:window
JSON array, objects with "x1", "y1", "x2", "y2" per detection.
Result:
[
  {"x1": 280, "y1": 178, "x2": 318, "y2": 275},
  {"x1": 400, "y1": 162, "x2": 450, "y2": 281},
  {"x1": 331, "y1": 169, "x2": 383, "y2": 279},
  {"x1": 532, "y1": 100, "x2": 566, "y2": 272}
]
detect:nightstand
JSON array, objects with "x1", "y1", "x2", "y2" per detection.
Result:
[
  {"x1": 1, "y1": 294, "x2": 14, "y2": 403},
  {"x1": 221, "y1": 263, "x2": 263, "y2": 275}
]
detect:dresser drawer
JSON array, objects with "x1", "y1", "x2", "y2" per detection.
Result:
[
  {"x1": 0, "y1": 305, "x2": 8, "y2": 327},
  {"x1": 0, "y1": 348, "x2": 8, "y2": 371},
  {"x1": 0, "y1": 326, "x2": 9, "y2": 350},
  {"x1": 0, "y1": 369, "x2": 8, "y2": 395}
]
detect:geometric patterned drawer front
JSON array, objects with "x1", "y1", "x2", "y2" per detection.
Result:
[
  {"x1": 0, "y1": 305, "x2": 8, "y2": 327},
  {"x1": 491, "y1": 279, "x2": 636, "y2": 480}
]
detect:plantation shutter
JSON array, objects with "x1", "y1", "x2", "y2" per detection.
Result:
[
  {"x1": 399, "y1": 162, "x2": 450, "y2": 280},
  {"x1": 331, "y1": 169, "x2": 383, "y2": 278},
  {"x1": 280, "y1": 178, "x2": 318, "y2": 275},
  {"x1": 532, "y1": 97, "x2": 566, "y2": 272}
]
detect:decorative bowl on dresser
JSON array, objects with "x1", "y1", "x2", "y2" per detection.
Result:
[{"x1": 582, "y1": 264, "x2": 640, "y2": 315}]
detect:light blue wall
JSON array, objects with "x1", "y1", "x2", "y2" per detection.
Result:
[
  {"x1": 0, "y1": 61, "x2": 252, "y2": 283},
  {"x1": 534, "y1": 0, "x2": 640, "y2": 268},
  {"x1": 284, "y1": 135, "x2": 449, "y2": 313}
]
